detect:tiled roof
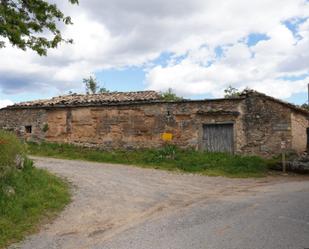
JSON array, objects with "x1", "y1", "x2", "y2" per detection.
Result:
[
  {"x1": 9, "y1": 91, "x2": 161, "y2": 108},
  {"x1": 4, "y1": 89, "x2": 309, "y2": 116}
]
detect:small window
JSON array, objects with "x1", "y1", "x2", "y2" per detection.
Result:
[{"x1": 25, "y1": 126, "x2": 32, "y2": 134}]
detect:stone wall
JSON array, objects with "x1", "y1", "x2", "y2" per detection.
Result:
[
  {"x1": 46, "y1": 109, "x2": 71, "y2": 142},
  {"x1": 242, "y1": 95, "x2": 293, "y2": 157},
  {"x1": 291, "y1": 111, "x2": 308, "y2": 154},
  {"x1": 44, "y1": 100, "x2": 245, "y2": 152},
  {"x1": 0, "y1": 94, "x2": 307, "y2": 158},
  {"x1": 0, "y1": 108, "x2": 47, "y2": 141}
]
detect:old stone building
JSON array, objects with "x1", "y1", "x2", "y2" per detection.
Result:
[{"x1": 0, "y1": 90, "x2": 308, "y2": 157}]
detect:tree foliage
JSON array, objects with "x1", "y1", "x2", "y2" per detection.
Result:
[
  {"x1": 224, "y1": 85, "x2": 242, "y2": 98},
  {"x1": 160, "y1": 88, "x2": 182, "y2": 101},
  {"x1": 0, "y1": 0, "x2": 78, "y2": 55},
  {"x1": 300, "y1": 103, "x2": 309, "y2": 111},
  {"x1": 83, "y1": 76, "x2": 109, "y2": 94}
]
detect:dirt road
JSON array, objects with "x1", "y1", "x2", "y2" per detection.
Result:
[{"x1": 10, "y1": 157, "x2": 309, "y2": 249}]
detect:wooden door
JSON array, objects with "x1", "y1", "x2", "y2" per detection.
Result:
[{"x1": 202, "y1": 123, "x2": 234, "y2": 153}]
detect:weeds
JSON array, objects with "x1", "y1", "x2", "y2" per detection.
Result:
[
  {"x1": 0, "y1": 159, "x2": 70, "y2": 248},
  {"x1": 0, "y1": 132, "x2": 70, "y2": 248},
  {"x1": 0, "y1": 130, "x2": 26, "y2": 178},
  {"x1": 28, "y1": 142, "x2": 269, "y2": 178}
]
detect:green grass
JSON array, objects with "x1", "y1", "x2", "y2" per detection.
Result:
[
  {"x1": 28, "y1": 142, "x2": 270, "y2": 178},
  {"x1": 0, "y1": 159, "x2": 70, "y2": 249},
  {"x1": 0, "y1": 130, "x2": 26, "y2": 178}
]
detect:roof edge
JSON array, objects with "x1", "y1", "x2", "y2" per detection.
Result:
[
  {"x1": 1, "y1": 97, "x2": 246, "y2": 110},
  {"x1": 2, "y1": 90, "x2": 307, "y2": 115},
  {"x1": 241, "y1": 90, "x2": 309, "y2": 115}
]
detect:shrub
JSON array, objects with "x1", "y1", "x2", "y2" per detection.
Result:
[
  {"x1": 42, "y1": 123, "x2": 49, "y2": 132},
  {"x1": 0, "y1": 130, "x2": 26, "y2": 178},
  {"x1": 143, "y1": 144, "x2": 179, "y2": 163},
  {"x1": 160, "y1": 88, "x2": 183, "y2": 101}
]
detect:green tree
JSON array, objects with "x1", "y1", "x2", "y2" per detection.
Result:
[
  {"x1": 300, "y1": 103, "x2": 309, "y2": 111},
  {"x1": 224, "y1": 85, "x2": 241, "y2": 98},
  {"x1": 98, "y1": 86, "x2": 109, "y2": 94},
  {"x1": 83, "y1": 76, "x2": 109, "y2": 94},
  {"x1": 0, "y1": 0, "x2": 78, "y2": 56},
  {"x1": 160, "y1": 88, "x2": 182, "y2": 101}
]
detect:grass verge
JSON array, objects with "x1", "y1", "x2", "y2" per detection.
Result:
[
  {"x1": 0, "y1": 159, "x2": 70, "y2": 249},
  {"x1": 28, "y1": 142, "x2": 271, "y2": 178}
]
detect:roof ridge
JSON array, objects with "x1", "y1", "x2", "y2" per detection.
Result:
[
  {"x1": 57, "y1": 90, "x2": 158, "y2": 97},
  {"x1": 8, "y1": 90, "x2": 162, "y2": 108}
]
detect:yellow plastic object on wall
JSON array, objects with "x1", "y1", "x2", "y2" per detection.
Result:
[{"x1": 162, "y1": 133, "x2": 173, "y2": 141}]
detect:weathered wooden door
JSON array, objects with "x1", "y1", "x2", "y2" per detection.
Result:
[{"x1": 202, "y1": 123, "x2": 234, "y2": 153}]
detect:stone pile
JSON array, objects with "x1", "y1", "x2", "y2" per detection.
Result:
[{"x1": 286, "y1": 152, "x2": 309, "y2": 173}]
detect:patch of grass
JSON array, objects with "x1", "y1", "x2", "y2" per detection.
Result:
[
  {"x1": 0, "y1": 159, "x2": 70, "y2": 249},
  {"x1": 0, "y1": 130, "x2": 26, "y2": 178},
  {"x1": 28, "y1": 142, "x2": 269, "y2": 178}
]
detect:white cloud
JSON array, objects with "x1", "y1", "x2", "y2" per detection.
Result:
[
  {"x1": 0, "y1": 0, "x2": 308, "y2": 100},
  {"x1": 146, "y1": 15, "x2": 309, "y2": 99},
  {"x1": 0, "y1": 99, "x2": 13, "y2": 109}
]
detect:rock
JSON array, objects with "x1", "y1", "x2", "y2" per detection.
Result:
[
  {"x1": 15, "y1": 154, "x2": 25, "y2": 169},
  {"x1": 272, "y1": 152, "x2": 309, "y2": 174},
  {"x1": 273, "y1": 152, "x2": 309, "y2": 173},
  {"x1": 288, "y1": 161, "x2": 309, "y2": 173}
]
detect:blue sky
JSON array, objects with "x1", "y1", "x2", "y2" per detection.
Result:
[
  {"x1": 96, "y1": 66, "x2": 308, "y2": 105},
  {"x1": 94, "y1": 28, "x2": 308, "y2": 104},
  {"x1": 0, "y1": 0, "x2": 309, "y2": 107}
]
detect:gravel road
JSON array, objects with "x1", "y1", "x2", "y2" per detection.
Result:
[{"x1": 10, "y1": 157, "x2": 309, "y2": 249}]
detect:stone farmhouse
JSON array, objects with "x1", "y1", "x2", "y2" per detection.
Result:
[{"x1": 0, "y1": 90, "x2": 308, "y2": 157}]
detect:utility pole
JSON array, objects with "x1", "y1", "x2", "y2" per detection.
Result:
[{"x1": 281, "y1": 141, "x2": 287, "y2": 174}]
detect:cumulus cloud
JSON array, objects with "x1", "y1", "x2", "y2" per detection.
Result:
[
  {"x1": 145, "y1": 3, "x2": 309, "y2": 98},
  {"x1": 0, "y1": 0, "x2": 309, "y2": 99},
  {"x1": 0, "y1": 99, "x2": 13, "y2": 109},
  {"x1": 146, "y1": 25, "x2": 309, "y2": 98}
]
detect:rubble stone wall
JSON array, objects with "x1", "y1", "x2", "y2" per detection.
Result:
[
  {"x1": 44, "y1": 100, "x2": 245, "y2": 152},
  {"x1": 0, "y1": 108, "x2": 47, "y2": 141},
  {"x1": 0, "y1": 95, "x2": 308, "y2": 158},
  {"x1": 242, "y1": 95, "x2": 294, "y2": 157},
  {"x1": 291, "y1": 111, "x2": 308, "y2": 154}
]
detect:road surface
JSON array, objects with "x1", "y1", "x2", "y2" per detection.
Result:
[{"x1": 11, "y1": 157, "x2": 309, "y2": 249}]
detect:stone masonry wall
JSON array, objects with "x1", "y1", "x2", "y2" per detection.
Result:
[
  {"x1": 44, "y1": 100, "x2": 245, "y2": 152},
  {"x1": 291, "y1": 111, "x2": 308, "y2": 154},
  {"x1": 0, "y1": 95, "x2": 307, "y2": 158},
  {"x1": 0, "y1": 108, "x2": 47, "y2": 141},
  {"x1": 242, "y1": 95, "x2": 293, "y2": 157}
]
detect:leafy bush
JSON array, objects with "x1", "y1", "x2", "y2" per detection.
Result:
[
  {"x1": 42, "y1": 123, "x2": 49, "y2": 132},
  {"x1": 160, "y1": 88, "x2": 183, "y2": 101},
  {"x1": 0, "y1": 130, "x2": 26, "y2": 178}
]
